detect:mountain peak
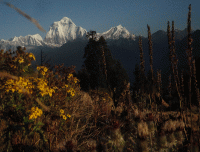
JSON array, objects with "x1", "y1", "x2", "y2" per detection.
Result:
[
  {"x1": 96, "y1": 24, "x2": 135, "y2": 40},
  {"x1": 29, "y1": 34, "x2": 43, "y2": 41},
  {"x1": 61, "y1": 17, "x2": 71, "y2": 21},
  {"x1": 51, "y1": 17, "x2": 75, "y2": 27},
  {"x1": 116, "y1": 25, "x2": 123, "y2": 28},
  {"x1": 44, "y1": 17, "x2": 87, "y2": 45},
  {"x1": 60, "y1": 17, "x2": 74, "y2": 25}
]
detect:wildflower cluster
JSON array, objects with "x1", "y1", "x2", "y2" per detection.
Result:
[
  {"x1": 0, "y1": 47, "x2": 79, "y2": 123},
  {"x1": 1, "y1": 67, "x2": 80, "y2": 102},
  {"x1": 59, "y1": 109, "x2": 71, "y2": 120},
  {"x1": 36, "y1": 77, "x2": 57, "y2": 97},
  {"x1": 67, "y1": 87, "x2": 76, "y2": 97},
  {"x1": 67, "y1": 73, "x2": 80, "y2": 84},
  {"x1": 63, "y1": 73, "x2": 80, "y2": 97},
  {"x1": 12, "y1": 51, "x2": 36, "y2": 64},
  {"x1": 0, "y1": 48, "x2": 35, "y2": 76},
  {"x1": 0, "y1": 66, "x2": 59, "y2": 98},
  {"x1": 37, "y1": 66, "x2": 48, "y2": 76},
  {"x1": 1, "y1": 77, "x2": 34, "y2": 94},
  {"x1": 18, "y1": 57, "x2": 24, "y2": 64},
  {"x1": 27, "y1": 53, "x2": 36, "y2": 61},
  {"x1": 10, "y1": 64, "x2": 17, "y2": 69},
  {"x1": 28, "y1": 106, "x2": 43, "y2": 120}
]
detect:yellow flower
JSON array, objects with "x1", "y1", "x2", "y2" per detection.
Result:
[
  {"x1": 37, "y1": 66, "x2": 48, "y2": 75},
  {"x1": 67, "y1": 114, "x2": 71, "y2": 118},
  {"x1": 60, "y1": 109, "x2": 64, "y2": 114},
  {"x1": 73, "y1": 78, "x2": 79, "y2": 83},
  {"x1": 35, "y1": 109, "x2": 42, "y2": 116},
  {"x1": 5, "y1": 79, "x2": 14, "y2": 85},
  {"x1": 32, "y1": 113, "x2": 38, "y2": 119},
  {"x1": 53, "y1": 86, "x2": 58, "y2": 90},
  {"x1": 29, "y1": 115, "x2": 33, "y2": 120},
  {"x1": 28, "y1": 53, "x2": 36, "y2": 61},
  {"x1": 67, "y1": 74, "x2": 73, "y2": 80},
  {"x1": 62, "y1": 115, "x2": 67, "y2": 120},
  {"x1": 31, "y1": 107, "x2": 36, "y2": 112},
  {"x1": 43, "y1": 67, "x2": 48, "y2": 72},
  {"x1": 18, "y1": 58, "x2": 24, "y2": 64},
  {"x1": 29, "y1": 113, "x2": 37, "y2": 120},
  {"x1": 71, "y1": 93, "x2": 75, "y2": 97}
]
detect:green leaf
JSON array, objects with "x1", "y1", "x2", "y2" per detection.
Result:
[
  {"x1": 16, "y1": 103, "x2": 25, "y2": 111},
  {"x1": 37, "y1": 121, "x2": 44, "y2": 126},
  {"x1": 29, "y1": 121, "x2": 44, "y2": 136},
  {"x1": 23, "y1": 65, "x2": 29, "y2": 73}
]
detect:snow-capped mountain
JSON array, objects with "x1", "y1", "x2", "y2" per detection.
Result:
[
  {"x1": 0, "y1": 17, "x2": 136, "y2": 51},
  {"x1": 43, "y1": 17, "x2": 135, "y2": 46},
  {"x1": 8, "y1": 34, "x2": 43, "y2": 46},
  {"x1": 96, "y1": 24, "x2": 135, "y2": 40},
  {"x1": 44, "y1": 17, "x2": 87, "y2": 45},
  {"x1": 0, "y1": 34, "x2": 46, "y2": 52}
]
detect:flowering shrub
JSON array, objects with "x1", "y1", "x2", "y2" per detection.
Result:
[
  {"x1": 28, "y1": 106, "x2": 43, "y2": 120},
  {"x1": 0, "y1": 47, "x2": 80, "y2": 151}
]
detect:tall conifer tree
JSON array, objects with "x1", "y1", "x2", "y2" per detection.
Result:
[
  {"x1": 83, "y1": 33, "x2": 129, "y2": 96},
  {"x1": 83, "y1": 31, "x2": 100, "y2": 90},
  {"x1": 97, "y1": 36, "x2": 116, "y2": 90}
]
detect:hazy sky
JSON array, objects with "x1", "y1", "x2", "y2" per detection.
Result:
[{"x1": 0, "y1": 0, "x2": 199, "y2": 40}]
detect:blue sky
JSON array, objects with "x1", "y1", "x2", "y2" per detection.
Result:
[{"x1": 0, "y1": 0, "x2": 199, "y2": 40}]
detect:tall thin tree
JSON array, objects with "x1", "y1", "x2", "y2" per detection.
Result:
[{"x1": 83, "y1": 30, "x2": 100, "y2": 90}]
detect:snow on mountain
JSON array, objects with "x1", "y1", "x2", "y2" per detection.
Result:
[
  {"x1": 44, "y1": 17, "x2": 87, "y2": 45},
  {"x1": 8, "y1": 34, "x2": 43, "y2": 45},
  {"x1": 96, "y1": 24, "x2": 135, "y2": 40},
  {"x1": 0, "y1": 34, "x2": 45, "y2": 52},
  {"x1": 1, "y1": 17, "x2": 136, "y2": 51}
]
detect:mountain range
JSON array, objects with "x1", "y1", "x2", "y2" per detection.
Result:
[
  {"x1": 0, "y1": 16, "x2": 199, "y2": 91},
  {"x1": 0, "y1": 17, "x2": 136, "y2": 51}
]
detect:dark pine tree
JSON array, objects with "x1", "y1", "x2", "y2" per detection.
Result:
[
  {"x1": 83, "y1": 32, "x2": 129, "y2": 99},
  {"x1": 74, "y1": 65, "x2": 91, "y2": 92},
  {"x1": 110, "y1": 59, "x2": 130, "y2": 101},
  {"x1": 83, "y1": 31, "x2": 100, "y2": 90},
  {"x1": 96, "y1": 36, "x2": 116, "y2": 91},
  {"x1": 86, "y1": 30, "x2": 97, "y2": 40}
]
